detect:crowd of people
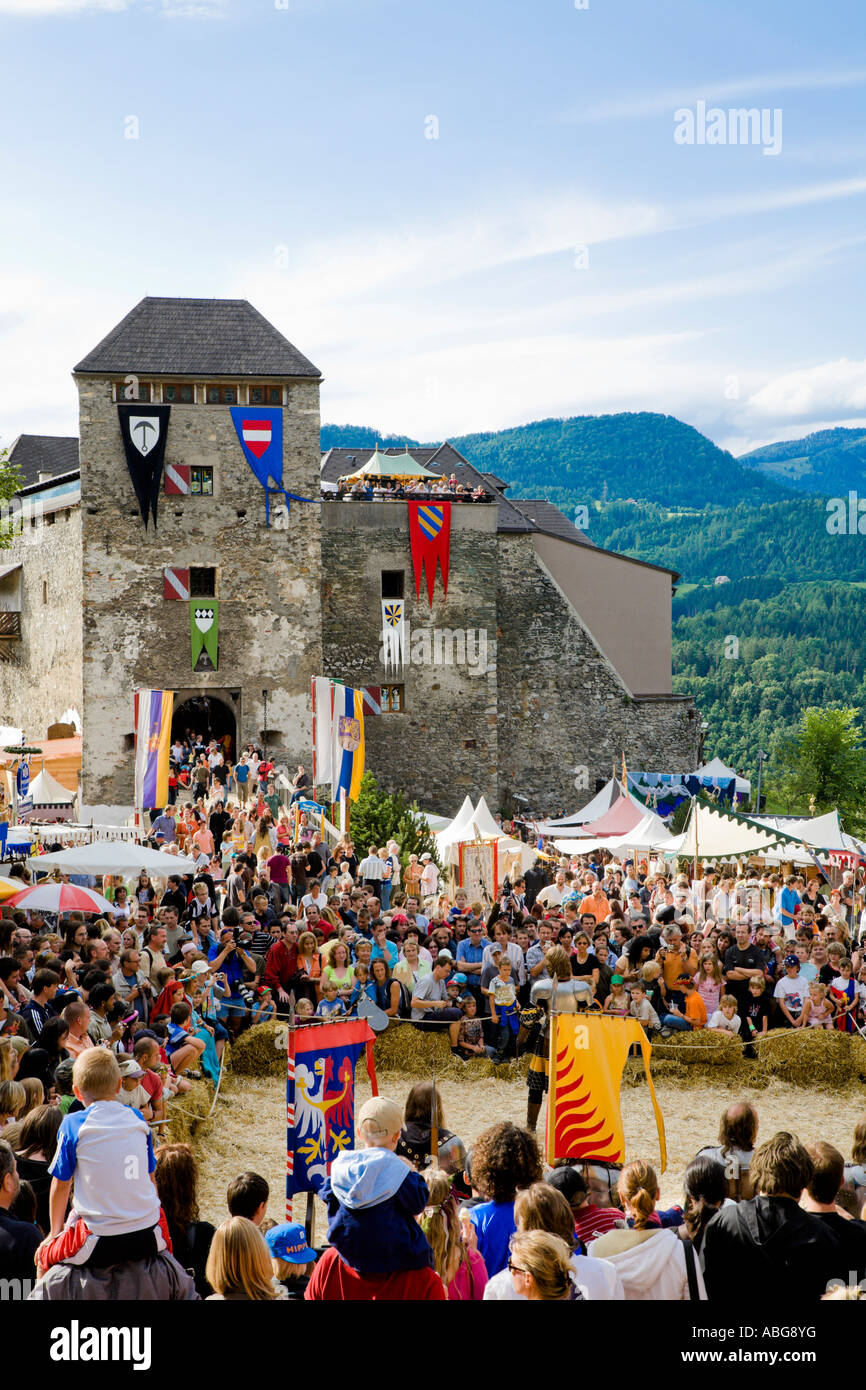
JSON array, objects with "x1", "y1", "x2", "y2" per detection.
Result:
[
  {"x1": 2, "y1": 1078, "x2": 864, "y2": 1300},
  {"x1": 324, "y1": 471, "x2": 495, "y2": 502},
  {"x1": 1, "y1": 735, "x2": 865, "y2": 1300}
]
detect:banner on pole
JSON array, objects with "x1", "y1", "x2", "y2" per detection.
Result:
[
  {"x1": 133, "y1": 688, "x2": 174, "y2": 812},
  {"x1": 286, "y1": 1017, "x2": 377, "y2": 1218},
  {"x1": 546, "y1": 1013, "x2": 666, "y2": 1171}
]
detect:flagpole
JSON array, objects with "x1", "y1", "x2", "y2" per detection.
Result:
[{"x1": 285, "y1": 1003, "x2": 296, "y2": 1220}]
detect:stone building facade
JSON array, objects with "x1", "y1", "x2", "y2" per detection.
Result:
[{"x1": 3, "y1": 296, "x2": 701, "y2": 813}]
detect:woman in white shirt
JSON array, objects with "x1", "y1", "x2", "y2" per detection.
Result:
[{"x1": 588, "y1": 1160, "x2": 706, "y2": 1300}]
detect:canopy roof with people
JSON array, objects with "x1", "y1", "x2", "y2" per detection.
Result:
[{"x1": 339, "y1": 445, "x2": 443, "y2": 485}]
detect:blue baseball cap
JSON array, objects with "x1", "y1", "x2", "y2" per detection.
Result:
[
  {"x1": 452, "y1": 972, "x2": 468, "y2": 985},
  {"x1": 263, "y1": 1222, "x2": 317, "y2": 1264},
  {"x1": 784, "y1": 954, "x2": 800, "y2": 969}
]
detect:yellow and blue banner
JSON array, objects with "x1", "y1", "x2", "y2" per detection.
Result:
[
  {"x1": 331, "y1": 682, "x2": 365, "y2": 803},
  {"x1": 133, "y1": 688, "x2": 174, "y2": 811},
  {"x1": 547, "y1": 1013, "x2": 666, "y2": 1171}
]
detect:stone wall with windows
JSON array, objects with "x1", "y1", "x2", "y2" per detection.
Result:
[{"x1": 321, "y1": 501, "x2": 499, "y2": 813}]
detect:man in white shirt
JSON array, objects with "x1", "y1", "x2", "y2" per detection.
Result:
[
  {"x1": 301, "y1": 883, "x2": 328, "y2": 913},
  {"x1": 537, "y1": 872, "x2": 566, "y2": 909},
  {"x1": 358, "y1": 846, "x2": 385, "y2": 895}
]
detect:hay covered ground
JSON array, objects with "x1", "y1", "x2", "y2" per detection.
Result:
[{"x1": 192, "y1": 1063, "x2": 866, "y2": 1231}]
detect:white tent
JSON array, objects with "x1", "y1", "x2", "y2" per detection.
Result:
[
  {"x1": 677, "y1": 800, "x2": 806, "y2": 863},
  {"x1": 535, "y1": 778, "x2": 619, "y2": 833},
  {"x1": 436, "y1": 797, "x2": 536, "y2": 873},
  {"x1": 27, "y1": 840, "x2": 199, "y2": 875},
  {"x1": 553, "y1": 809, "x2": 677, "y2": 856},
  {"x1": 751, "y1": 810, "x2": 846, "y2": 852},
  {"x1": 434, "y1": 796, "x2": 478, "y2": 859},
  {"x1": 693, "y1": 757, "x2": 751, "y2": 797}
]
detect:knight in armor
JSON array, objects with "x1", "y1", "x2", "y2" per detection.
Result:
[{"x1": 521, "y1": 945, "x2": 596, "y2": 1134}]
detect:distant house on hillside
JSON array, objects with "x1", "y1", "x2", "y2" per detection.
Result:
[{"x1": 714, "y1": 575, "x2": 730, "y2": 586}]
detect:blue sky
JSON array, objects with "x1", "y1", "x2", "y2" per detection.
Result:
[{"x1": 2, "y1": 0, "x2": 866, "y2": 454}]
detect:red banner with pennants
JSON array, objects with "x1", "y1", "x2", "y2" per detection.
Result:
[{"x1": 408, "y1": 500, "x2": 451, "y2": 607}]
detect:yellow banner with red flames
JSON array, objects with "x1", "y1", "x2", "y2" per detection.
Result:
[{"x1": 546, "y1": 1013, "x2": 666, "y2": 1171}]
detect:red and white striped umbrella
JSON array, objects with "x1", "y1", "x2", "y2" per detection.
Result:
[{"x1": 6, "y1": 882, "x2": 117, "y2": 915}]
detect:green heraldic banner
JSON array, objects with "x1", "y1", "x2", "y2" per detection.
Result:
[{"x1": 190, "y1": 599, "x2": 219, "y2": 669}]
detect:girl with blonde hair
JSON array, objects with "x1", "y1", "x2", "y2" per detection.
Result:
[
  {"x1": 205, "y1": 1216, "x2": 285, "y2": 1300},
  {"x1": 421, "y1": 1168, "x2": 487, "y2": 1300},
  {"x1": 588, "y1": 1160, "x2": 706, "y2": 1300},
  {"x1": 508, "y1": 1230, "x2": 576, "y2": 1301},
  {"x1": 694, "y1": 952, "x2": 723, "y2": 1018}
]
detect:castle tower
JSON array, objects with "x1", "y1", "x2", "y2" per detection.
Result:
[{"x1": 74, "y1": 297, "x2": 322, "y2": 805}]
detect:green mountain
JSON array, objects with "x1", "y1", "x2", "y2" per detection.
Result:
[
  {"x1": 450, "y1": 412, "x2": 786, "y2": 510},
  {"x1": 738, "y1": 426, "x2": 866, "y2": 496}
]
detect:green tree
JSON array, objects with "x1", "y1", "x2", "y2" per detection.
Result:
[
  {"x1": 0, "y1": 448, "x2": 22, "y2": 549},
  {"x1": 776, "y1": 707, "x2": 866, "y2": 832},
  {"x1": 345, "y1": 772, "x2": 440, "y2": 869}
]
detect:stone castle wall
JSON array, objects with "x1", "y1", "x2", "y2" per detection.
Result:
[
  {"x1": 77, "y1": 376, "x2": 322, "y2": 805},
  {"x1": 0, "y1": 504, "x2": 83, "y2": 737}
]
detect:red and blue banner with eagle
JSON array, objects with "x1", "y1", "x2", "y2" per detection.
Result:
[
  {"x1": 286, "y1": 1018, "x2": 378, "y2": 1217},
  {"x1": 408, "y1": 500, "x2": 451, "y2": 606}
]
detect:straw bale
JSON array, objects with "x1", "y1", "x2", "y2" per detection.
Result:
[
  {"x1": 753, "y1": 1028, "x2": 866, "y2": 1088},
  {"x1": 652, "y1": 1029, "x2": 742, "y2": 1066},
  {"x1": 165, "y1": 1080, "x2": 213, "y2": 1146},
  {"x1": 373, "y1": 1023, "x2": 529, "y2": 1081},
  {"x1": 229, "y1": 1021, "x2": 287, "y2": 1078}
]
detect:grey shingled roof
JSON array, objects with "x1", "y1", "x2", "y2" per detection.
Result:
[
  {"x1": 509, "y1": 499, "x2": 595, "y2": 547},
  {"x1": 74, "y1": 297, "x2": 321, "y2": 378},
  {"x1": 8, "y1": 434, "x2": 79, "y2": 489}
]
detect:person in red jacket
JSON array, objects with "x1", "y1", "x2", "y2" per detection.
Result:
[{"x1": 263, "y1": 927, "x2": 299, "y2": 1015}]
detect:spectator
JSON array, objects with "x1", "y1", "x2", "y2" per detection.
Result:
[
  {"x1": 700, "y1": 1131, "x2": 842, "y2": 1299},
  {"x1": 695, "y1": 1101, "x2": 759, "y2": 1200},
  {"x1": 468, "y1": 1121, "x2": 543, "y2": 1276},
  {"x1": 40, "y1": 1048, "x2": 166, "y2": 1268},
  {"x1": 589, "y1": 1160, "x2": 706, "y2": 1299},
  {"x1": 226, "y1": 1171, "x2": 269, "y2": 1226},
  {"x1": 0, "y1": 1138, "x2": 41, "y2": 1283},
  {"x1": 154, "y1": 1143, "x2": 216, "y2": 1297},
  {"x1": 9, "y1": 1105, "x2": 63, "y2": 1234},
  {"x1": 802, "y1": 1141, "x2": 866, "y2": 1286},
  {"x1": 681, "y1": 1156, "x2": 727, "y2": 1253},
  {"x1": 205, "y1": 1216, "x2": 284, "y2": 1300},
  {"x1": 484, "y1": 1180, "x2": 624, "y2": 1300},
  {"x1": 263, "y1": 1219, "x2": 318, "y2": 1299},
  {"x1": 507, "y1": 1230, "x2": 578, "y2": 1300},
  {"x1": 308, "y1": 1096, "x2": 445, "y2": 1301},
  {"x1": 421, "y1": 1167, "x2": 487, "y2": 1299}
]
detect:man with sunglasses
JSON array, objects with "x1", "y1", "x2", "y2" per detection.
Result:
[{"x1": 456, "y1": 919, "x2": 492, "y2": 1008}]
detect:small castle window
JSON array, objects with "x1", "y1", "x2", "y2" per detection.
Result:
[
  {"x1": 248, "y1": 385, "x2": 282, "y2": 406},
  {"x1": 189, "y1": 567, "x2": 216, "y2": 597},
  {"x1": 382, "y1": 684, "x2": 404, "y2": 713},
  {"x1": 205, "y1": 385, "x2": 237, "y2": 405},
  {"x1": 163, "y1": 383, "x2": 195, "y2": 404},
  {"x1": 381, "y1": 570, "x2": 404, "y2": 599},
  {"x1": 42, "y1": 580, "x2": 48, "y2": 605},
  {"x1": 114, "y1": 380, "x2": 151, "y2": 402}
]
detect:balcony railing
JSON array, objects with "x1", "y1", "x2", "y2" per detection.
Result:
[{"x1": 0, "y1": 611, "x2": 21, "y2": 638}]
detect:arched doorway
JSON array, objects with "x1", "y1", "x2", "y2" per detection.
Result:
[{"x1": 172, "y1": 694, "x2": 237, "y2": 761}]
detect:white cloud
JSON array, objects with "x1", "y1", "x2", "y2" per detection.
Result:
[
  {"x1": 746, "y1": 359, "x2": 866, "y2": 422},
  {"x1": 0, "y1": 0, "x2": 227, "y2": 13},
  {"x1": 0, "y1": 0, "x2": 127, "y2": 11},
  {"x1": 568, "y1": 67, "x2": 866, "y2": 124}
]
